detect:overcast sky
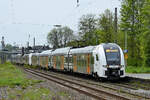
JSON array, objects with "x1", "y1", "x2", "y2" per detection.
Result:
[{"x1": 0, "y1": 0, "x2": 120, "y2": 47}]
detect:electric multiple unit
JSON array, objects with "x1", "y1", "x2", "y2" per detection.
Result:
[{"x1": 11, "y1": 43, "x2": 125, "y2": 79}]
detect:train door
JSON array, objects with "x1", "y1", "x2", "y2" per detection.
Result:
[
  {"x1": 86, "y1": 54, "x2": 90, "y2": 74},
  {"x1": 64, "y1": 55, "x2": 68, "y2": 70},
  {"x1": 68, "y1": 54, "x2": 73, "y2": 71},
  {"x1": 93, "y1": 53, "x2": 100, "y2": 75},
  {"x1": 53, "y1": 56, "x2": 56, "y2": 69},
  {"x1": 61, "y1": 55, "x2": 64, "y2": 70},
  {"x1": 48, "y1": 56, "x2": 52, "y2": 68},
  {"x1": 73, "y1": 55, "x2": 77, "y2": 72},
  {"x1": 45, "y1": 56, "x2": 49, "y2": 69}
]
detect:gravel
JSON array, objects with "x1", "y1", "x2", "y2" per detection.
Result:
[
  {"x1": 0, "y1": 67, "x2": 97, "y2": 100},
  {"x1": 22, "y1": 68, "x2": 96, "y2": 100}
]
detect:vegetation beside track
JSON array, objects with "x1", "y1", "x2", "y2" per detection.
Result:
[
  {"x1": 0, "y1": 62, "x2": 69, "y2": 100},
  {"x1": 126, "y1": 66, "x2": 150, "y2": 73},
  {"x1": 7, "y1": 87, "x2": 51, "y2": 100},
  {"x1": 24, "y1": 64, "x2": 38, "y2": 69},
  {"x1": 0, "y1": 62, "x2": 41, "y2": 87}
]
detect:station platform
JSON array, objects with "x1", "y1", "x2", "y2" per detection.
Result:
[{"x1": 126, "y1": 73, "x2": 150, "y2": 80}]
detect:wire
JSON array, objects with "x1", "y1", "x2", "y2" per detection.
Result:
[
  {"x1": 8, "y1": 0, "x2": 96, "y2": 27},
  {"x1": 9, "y1": 0, "x2": 56, "y2": 27},
  {"x1": 58, "y1": 0, "x2": 97, "y2": 27},
  {"x1": 10, "y1": 0, "x2": 15, "y2": 24}
]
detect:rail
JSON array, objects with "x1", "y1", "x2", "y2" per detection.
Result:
[{"x1": 24, "y1": 68, "x2": 131, "y2": 100}]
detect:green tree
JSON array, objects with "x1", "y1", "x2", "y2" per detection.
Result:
[
  {"x1": 97, "y1": 9, "x2": 115, "y2": 43},
  {"x1": 78, "y1": 14, "x2": 97, "y2": 46},
  {"x1": 47, "y1": 28, "x2": 60, "y2": 49},
  {"x1": 141, "y1": 0, "x2": 150, "y2": 67},
  {"x1": 120, "y1": 0, "x2": 145, "y2": 66},
  {"x1": 47, "y1": 26, "x2": 74, "y2": 49},
  {"x1": 5, "y1": 44, "x2": 13, "y2": 51},
  {"x1": 62, "y1": 26, "x2": 74, "y2": 47}
]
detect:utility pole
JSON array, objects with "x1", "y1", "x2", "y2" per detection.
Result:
[
  {"x1": 27, "y1": 42, "x2": 29, "y2": 48},
  {"x1": 77, "y1": 0, "x2": 79, "y2": 7},
  {"x1": 33, "y1": 37, "x2": 35, "y2": 47},
  {"x1": 1, "y1": 36, "x2": 6, "y2": 64},
  {"x1": 122, "y1": 28, "x2": 128, "y2": 67},
  {"x1": 28, "y1": 34, "x2": 30, "y2": 47},
  {"x1": 33, "y1": 37, "x2": 35, "y2": 52},
  {"x1": 114, "y1": 8, "x2": 118, "y2": 43},
  {"x1": 1, "y1": 36, "x2": 5, "y2": 50},
  {"x1": 125, "y1": 31, "x2": 127, "y2": 50}
]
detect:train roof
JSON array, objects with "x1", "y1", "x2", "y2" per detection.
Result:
[
  {"x1": 51, "y1": 47, "x2": 71, "y2": 55},
  {"x1": 32, "y1": 52, "x2": 40, "y2": 56},
  {"x1": 39, "y1": 50, "x2": 52, "y2": 56},
  {"x1": 70, "y1": 46, "x2": 96, "y2": 54},
  {"x1": 15, "y1": 54, "x2": 22, "y2": 57},
  {"x1": 23, "y1": 54, "x2": 29, "y2": 56},
  {"x1": 41, "y1": 50, "x2": 52, "y2": 54}
]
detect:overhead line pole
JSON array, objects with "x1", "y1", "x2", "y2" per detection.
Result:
[{"x1": 114, "y1": 8, "x2": 118, "y2": 43}]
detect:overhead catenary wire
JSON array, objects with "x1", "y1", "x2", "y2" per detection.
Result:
[
  {"x1": 8, "y1": 0, "x2": 117, "y2": 27},
  {"x1": 58, "y1": 0, "x2": 98, "y2": 29},
  {"x1": 10, "y1": 0, "x2": 15, "y2": 24},
  {"x1": 4, "y1": 0, "x2": 120, "y2": 47},
  {"x1": 9, "y1": 0, "x2": 56, "y2": 27},
  {"x1": 8, "y1": 0, "x2": 98, "y2": 27}
]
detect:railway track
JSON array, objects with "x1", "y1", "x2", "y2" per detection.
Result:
[
  {"x1": 15, "y1": 63, "x2": 150, "y2": 100},
  {"x1": 123, "y1": 77, "x2": 150, "y2": 90},
  {"x1": 24, "y1": 68, "x2": 132, "y2": 100},
  {"x1": 50, "y1": 70, "x2": 150, "y2": 91},
  {"x1": 21, "y1": 66, "x2": 150, "y2": 100},
  {"x1": 43, "y1": 70, "x2": 150, "y2": 99},
  {"x1": 110, "y1": 82, "x2": 150, "y2": 90},
  {"x1": 46, "y1": 70, "x2": 139, "y2": 90}
]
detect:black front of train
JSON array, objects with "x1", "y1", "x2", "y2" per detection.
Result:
[{"x1": 103, "y1": 44, "x2": 124, "y2": 79}]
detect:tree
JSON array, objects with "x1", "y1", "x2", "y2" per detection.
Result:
[
  {"x1": 78, "y1": 10, "x2": 116, "y2": 46},
  {"x1": 79, "y1": 14, "x2": 97, "y2": 35},
  {"x1": 78, "y1": 14, "x2": 97, "y2": 46},
  {"x1": 141, "y1": 0, "x2": 150, "y2": 67},
  {"x1": 97, "y1": 9, "x2": 115, "y2": 43},
  {"x1": 5, "y1": 44, "x2": 13, "y2": 51},
  {"x1": 62, "y1": 26, "x2": 74, "y2": 47},
  {"x1": 120, "y1": 0, "x2": 145, "y2": 66},
  {"x1": 47, "y1": 28, "x2": 60, "y2": 49},
  {"x1": 47, "y1": 26, "x2": 74, "y2": 49}
]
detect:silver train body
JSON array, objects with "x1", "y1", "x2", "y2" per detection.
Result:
[{"x1": 11, "y1": 43, "x2": 125, "y2": 79}]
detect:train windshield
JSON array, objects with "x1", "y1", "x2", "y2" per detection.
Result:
[{"x1": 105, "y1": 49, "x2": 120, "y2": 65}]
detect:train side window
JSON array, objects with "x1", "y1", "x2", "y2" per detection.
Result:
[
  {"x1": 91, "y1": 55, "x2": 94, "y2": 64},
  {"x1": 69, "y1": 56, "x2": 73, "y2": 63},
  {"x1": 96, "y1": 54, "x2": 99, "y2": 61},
  {"x1": 49, "y1": 57, "x2": 51, "y2": 62}
]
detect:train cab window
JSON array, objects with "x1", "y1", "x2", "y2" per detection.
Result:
[{"x1": 96, "y1": 54, "x2": 99, "y2": 61}]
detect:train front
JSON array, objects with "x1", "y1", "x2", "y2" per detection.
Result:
[{"x1": 96, "y1": 43, "x2": 125, "y2": 79}]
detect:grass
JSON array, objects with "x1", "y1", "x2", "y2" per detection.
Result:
[
  {"x1": 0, "y1": 62, "x2": 70, "y2": 100},
  {"x1": 8, "y1": 87, "x2": 52, "y2": 100},
  {"x1": 58, "y1": 91, "x2": 69, "y2": 97},
  {"x1": 126, "y1": 66, "x2": 150, "y2": 73},
  {"x1": 7, "y1": 87, "x2": 71, "y2": 100},
  {"x1": 0, "y1": 62, "x2": 41, "y2": 88},
  {"x1": 24, "y1": 64, "x2": 39, "y2": 69}
]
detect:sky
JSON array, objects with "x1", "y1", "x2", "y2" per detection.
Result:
[{"x1": 0, "y1": 0, "x2": 121, "y2": 47}]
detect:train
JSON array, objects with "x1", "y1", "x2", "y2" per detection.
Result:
[{"x1": 11, "y1": 43, "x2": 126, "y2": 79}]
